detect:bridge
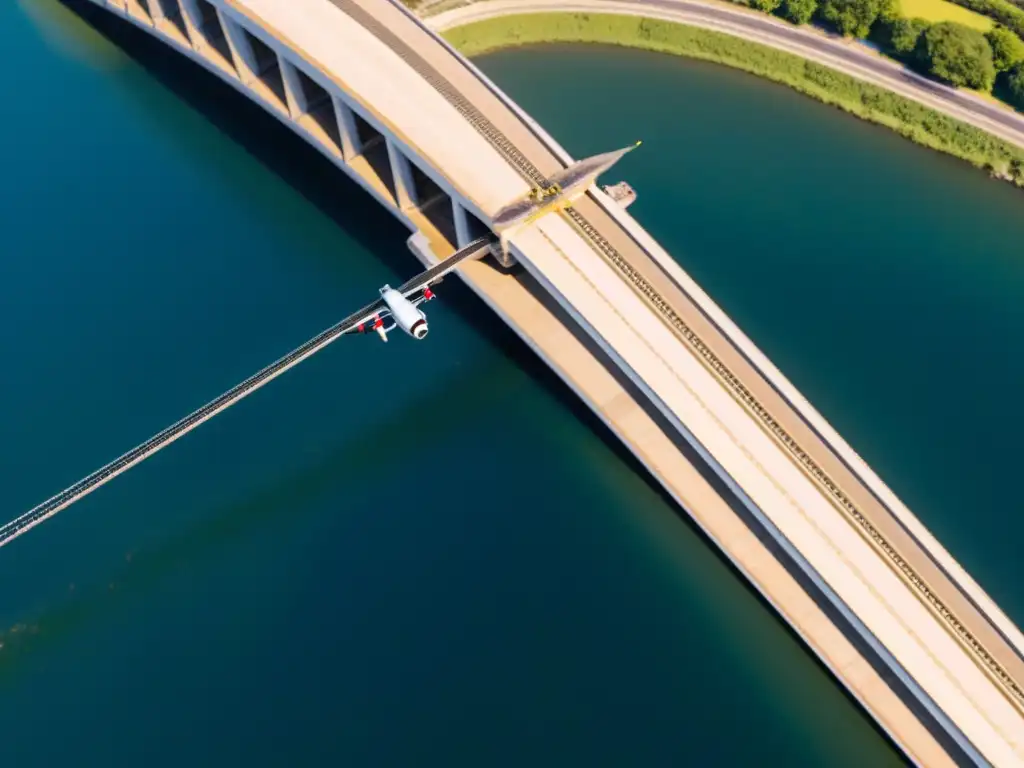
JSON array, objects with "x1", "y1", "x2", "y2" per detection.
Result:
[{"x1": 22, "y1": 0, "x2": 1024, "y2": 763}]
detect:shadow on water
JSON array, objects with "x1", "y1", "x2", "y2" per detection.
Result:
[
  {"x1": 0, "y1": 351, "x2": 515, "y2": 682},
  {"x1": 15, "y1": 6, "x2": 910, "y2": 756}
]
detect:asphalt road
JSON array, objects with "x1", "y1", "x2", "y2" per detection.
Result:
[{"x1": 431, "y1": 0, "x2": 1024, "y2": 148}]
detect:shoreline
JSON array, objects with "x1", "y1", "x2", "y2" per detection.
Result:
[{"x1": 436, "y1": 10, "x2": 1024, "y2": 188}]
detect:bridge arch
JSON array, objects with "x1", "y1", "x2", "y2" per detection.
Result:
[{"x1": 96, "y1": 0, "x2": 511, "y2": 261}]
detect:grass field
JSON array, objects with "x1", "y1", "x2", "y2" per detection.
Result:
[
  {"x1": 898, "y1": 0, "x2": 994, "y2": 29},
  {"x1": 444, "y1": 13, "x2": 1024, "y2": 184}
]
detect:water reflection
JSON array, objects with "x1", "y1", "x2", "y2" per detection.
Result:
[{"x1": 17, "y1": 0, "x2": 124, "y2": 71}]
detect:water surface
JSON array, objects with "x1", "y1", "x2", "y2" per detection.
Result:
[{"x1": 4, "y1": 7, "x2": 1022, "y2": 766}]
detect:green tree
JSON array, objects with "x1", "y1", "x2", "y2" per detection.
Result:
[
  {"x1": 820, "y1": 0, "x2": 896, "y2": 37},
  {"x1": 749, "y1": 0, "x2": 783, "y2": 12},
  {"x1": 1008, "y1": 62, "x2": 1024, "y2": 107},
  {"x1": 887, "y1": 17, "x2": 931, "y2": 57},
  {"x1": 782, "y1": 0, "x2": 819, "y2": 23},
  {"x1": 918, "y1": 22, "x2": 997, "y2": 89},
  {"x1": 986, "y1": 25, "x2": 1024, "y2": 70}
]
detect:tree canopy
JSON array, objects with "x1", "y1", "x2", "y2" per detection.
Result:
[
  {"x1": 781, "y1": 0, "x2": 820, "y2": 23},
  {"x1": 986, "y1": 25, "x2": 1024, "y2": 70},
  {"x1": 748, "y1": 0, "x2": 784, "y2": 12},
  {"x1": 887, "y1": 17, "x2": 931, "y2": 56},
  {"x1": 917, "y1": 21, "x2": 997, "y2": 89},
  {"x1": 820, "y1": 0, "x2": 896, "y2": 38},
  {"x1": 1008, "y1": 62, "x2": 1024, "y2": 107}
]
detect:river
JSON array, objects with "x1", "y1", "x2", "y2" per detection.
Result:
[{"x1": 2, "y1": 3, "x2": 1022, "y2": 765}]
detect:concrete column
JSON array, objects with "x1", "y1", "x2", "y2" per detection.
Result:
[
  {"x1": 452, "y1": 200, "x2": 472, "y2": 248},
  {"x1": 178, "y1": 0, "x2": 199, "y2": 25},
  {"x1": 125, "y1": 0, "x2": 152, "y2": 24},
  {"x1": 177, "y1": 0, "x2": 203, "y2": 49},
  {"x1": 386, "y1": 138, "x2": 417, "y2": 211},
  {"x1": 218, "y1": 11, "x2": 258, "y2": 84},
  {"x1": 278, "y1": 56, "x2": 307, "y2": 119},
  {"x1": 166, "y1": 0, "x2": 194, "y2": 45},
  {"x1": 333, "y1": 96, "x2": 362, "y2": 161}
]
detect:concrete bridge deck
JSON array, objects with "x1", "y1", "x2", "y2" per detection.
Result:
[{"x1": 60, "y1": 0, "x2": 1024, "y2": 762}]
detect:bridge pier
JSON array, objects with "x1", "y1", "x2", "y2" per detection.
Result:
[
  {"x1": 179, "y1": 0, "x2": 237, "y2": 75},
  {"x1": 453, "y1": 200, "x2": 472, "y2": 248},
  {"x1": 125, "y1": 0, "x2": 153, "y2": 25},
  {"x1": 454, "y1": 199, "x2": 513, "y2": 268},
  {"x1": 218, "y1": 8, "x2": 258, "y2": 87},
  {"x1": 332, "y1": 96, "x2": 362, "y2": 161},
  {"x1": 150, "y1": 0, "x2": 191, "y2": 46},
  {"x1": 386, "y1": 138, "x2": 418, "y2": 212},
  {"x1": 278, "y1": 54, "x2": 307, "y2": 120},
  {"x1": 177, "y1": 0, "x2": 203, "y2": 43}
]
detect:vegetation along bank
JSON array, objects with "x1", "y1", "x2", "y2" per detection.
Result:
[{"x1": 442, "y1": 13, "x2": 1024, "y2": 187}]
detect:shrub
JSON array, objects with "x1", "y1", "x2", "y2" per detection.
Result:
[
  {"x1": 749, "y1": 0, "x2": 784, "y2": 11},
  {"x1": 782, "y1": 0, "x2": 820, "y2": 23},
  {"x1": 820, "y1": 0, "x2": 896, "y2": 37},
  {"x1": 1008, "y1": 61, "x2": 1024, "y2": 105},
  {"x1": 918, "y1": 21, "x2": 997, "y2": 89},
  {"x1": 986, "y1": 25, "x2": 1024, "y2": 68}
]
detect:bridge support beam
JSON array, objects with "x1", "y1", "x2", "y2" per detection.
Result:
[
  {"x1": 333, "y1": 96, "x2": 362, "y2": 161},
  {"x1": 278, "y1": 56, "x2": 306, "y2": 119},
  {"x1": 218, "y1": 11, "x2": 257, "y2": 84},
  {"x1": 149, "y1": 0, "x2": 191, "y2": 46},
  {"x1": 125, "y1": 0, "x2": 154, "y2": 25},
  {"x1": 176, "y1": 0, "x2": 203, "y2": 51},
  {"x1": 454, "y1": 199, "x2": 514, "y2": 268},
  {"x1": 386, "y1": 139, "x2": 418, "y2": 211},
  {"x1": 452, "y1": 199, "x2": 472, "y2": 248}
]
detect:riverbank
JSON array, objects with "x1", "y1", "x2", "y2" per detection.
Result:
[{"x1": 440, "y1": 11, "x2": 1024, "y2": 186}]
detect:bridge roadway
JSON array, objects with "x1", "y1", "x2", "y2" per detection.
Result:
[{"x1": 49, "y1": 0, "x2": 1024, "y2": 763}]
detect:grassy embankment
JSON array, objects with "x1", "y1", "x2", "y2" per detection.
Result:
[
  {"x1": 899, "y1": 0, "x2": 993, "y2": 29},
  {"x1": 443, "y1": 13, "x2": 1024, "y2": 185}
]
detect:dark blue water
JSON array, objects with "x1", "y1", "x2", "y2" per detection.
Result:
[{"x1": 4, "y1": 4, "x2": 1022, "y2": 765}]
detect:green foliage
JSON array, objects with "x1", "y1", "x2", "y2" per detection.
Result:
[
  {"x1": 986, "y1": 24, "x2": 1024, "y2": 67},
  {"x1": 819, "y1": 0, "x2": 896, "y2": 37},
  {"x1": 918, "y1": 21, "x2": 997, "y2": 88},
  {"x1": 945, "y1": 0, "x2": 1024, "y2": 40},
  {"x1": 782, "y1": 0, "x2": 820, "y2": 23},
  {"x1": 1008, "y1": 61, "x2": 1024, "y2": 105},
  {"x1": 444, "y1": 13, "x2": 1024, "y2": 183},
  {"x1": 887, "y1": 17, "x2": 932, "y2": 55},
  {"x1": 749, "y1": 0, "x2": 784, "y2": 11}
]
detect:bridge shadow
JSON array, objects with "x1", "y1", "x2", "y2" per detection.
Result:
[{"x1": 0, "y1": 347, "x2": 513, "y2": 681}]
